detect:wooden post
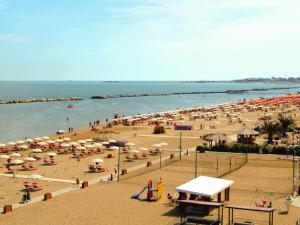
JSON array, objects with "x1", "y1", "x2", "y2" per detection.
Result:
[
  {"x1": 3, "y1": 205, "x2": 12, "y2": 213},
  {"x1": 218, "y1": 192, "x2": 222, "y2": 202},
  {"x1": 81, "y1": 181, "x2": 88, "y2": 188},
  {"x1": 225, "y1": 188, "x2": 230, "y2": 201},
  {"x1": 44, "y1": 193, "x2": 52, "y2": 201},
  {"x1": 121, "y1": 169, "x2": 127, "y2": 175},
  {"x1": 146, "y1": 161, "x2": 152, "y2": 167},
  {"x1": 117, "y1": 147, "x2": 121, "y2": 182},
  {"x1": 179, "y1": 132, "x2": 182, "y2": 160}
]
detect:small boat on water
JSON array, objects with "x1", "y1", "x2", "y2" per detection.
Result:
[{"x1": 67, "y1": 104, "x2": 74, "y2": 109}]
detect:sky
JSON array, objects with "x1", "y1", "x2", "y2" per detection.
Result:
[{"x1": 0, "y1": 0, "x2": 300, "y2": 81}]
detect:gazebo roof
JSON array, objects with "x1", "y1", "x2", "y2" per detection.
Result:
[
  {"x1": 207, "y1": 133, "x2": 228, "y2": 141},
  {"x1": 236, "y1": 128, "x2": 259, "y2": 136},
  {"x1": 175, "y1": 176, "x2": 234, "y2": 197}
]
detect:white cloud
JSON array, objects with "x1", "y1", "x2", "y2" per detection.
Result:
[{"x1": 111, "y1": 0, "x2": 300, "y2": 54}]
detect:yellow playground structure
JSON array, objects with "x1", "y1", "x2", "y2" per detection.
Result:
[{"x1": 131, "y1": 178, "x2": 162, "y2": 201}]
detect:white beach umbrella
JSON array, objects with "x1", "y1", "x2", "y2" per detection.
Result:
[
  {"x1": 85, "y1": 144, "x2": 94, "y2": 149},
  {"x1": 24, "y1": 157, "x2": 36, "y2": 162},
  {"x1": 0, "y1": 144, "x2": 6, "y2": 147},
  {"x1": 0, "y1": 155, "x2": 10, "y2": 159},
  {"x1": 10, "y1": 152, "x2": 21, "y2": 157},
  {"x1": 63, "y1": 137, "x2": 71, "y2": 141},
  {"x1": 37, "y1": 142, "x2": 46, "y2": 146},
  {"x1": 69, "y1": 142, "x2": 79, "y2": 146},
  {"x1": 32, "y1": 148, "x2": 43, "y2": 153},
  {"x1": 47, "y1": 152, "x2": 57, "y2": 156},
  {"x1": 130, "y1": 149, "x2": 140, "y2": 154},
  {"x1": 86, "y1": 138, "x2": 94, "y2": 142},
  {"x1": 101, "y1": 141, "x2": 109, "y2": 145},
  {"x1": 159, "y1": 142, "x2": 168, "y2": 146},
  {"x1": 91, "y1": 158, "x2": 103, "y2": 164},
  {"x1": 7, "y1": 142, "x2": 16, "y2": 146},
  {"x1": 60, "y1": 143, "x2": 70, "y2": 148},
  {"x1": 76, "y1": 146, "x2": 86, "y2": 151},
  {"x1": 16, "y1": 140, "x2": 25, "y2": 145},
  {"x1": 10, "y1": 159, "x2": 23, "y2": 164},
  {"x1": 42, "y1": 136, "x2": 49, "y2": 140},
  {"x1": 93, "y1": 143, "x2": 103, "y2": 147},
  {"x1": 109, "y1": 140, "x2": 117, "y2": 143},
  {"x1": 108, "y1": 146, "x2": 119, "y2": 151},
  {"x1": 33, "y1": 137, "x2": 42, "y2": 142},
  {"x1": 55, "y1": 139, "x2": 63, "y2": 143},
  {"x1": 19, "y1": 145, "x2": 29, "y2": 150},
  {"x1": 138, "y1": 147, "x2": 148, "y2": 151},
  {"x1": 153, "y1": 144, "x2": 162, "y2": 148},
  {"x1": 46, "y1": 140, "x2": 55, "y2": 144},
  {"x1": 26, "y1": 139, "x2": 34, "y2": 143},
  {"x1": 77, "y1": 140, "x2": 86, "y2": 144},
  {"x1": 29, "y1": 174, "x2": 43, "y2": 179},
  {"x1": 126, "y1": 143, "x2": 135, "y2": 146}
]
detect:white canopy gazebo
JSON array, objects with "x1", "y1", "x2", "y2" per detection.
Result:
[{"x1": 175, "y1": 176, "x2": 234, "y2": 202}]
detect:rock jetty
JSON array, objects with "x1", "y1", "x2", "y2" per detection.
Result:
[
  {"x1": 91, "y1": 86, "x2": 299, "y2": 99},
  {"x1": 91, "y1": 93, "x2": 169, "y2": 99},
  {"x1": 0, "y1": 97, "x2": 82, "y2": 105}
]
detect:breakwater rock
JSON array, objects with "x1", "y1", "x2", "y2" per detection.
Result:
[
  {"x1": 91, "y1": 86, "x2": 299, "y2": 99},
  {"x1": 0, "y1": 97, "x2": 82, "y2": 105},
  {"x1": 91, "y1": 93, "x2": 169, "y2": 99}
]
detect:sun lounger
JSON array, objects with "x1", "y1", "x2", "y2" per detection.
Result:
[
  {"x1": 32, "y1": 183, "x2": 43, "y2": 191},
  {"x1": 125, "y1": 156, "x2": 134, "y2": 162},
  {"x1": 106, "y1": 153, "x2": 114, "y2": 158}
]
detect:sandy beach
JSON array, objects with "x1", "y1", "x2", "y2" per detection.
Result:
[{"x1": 1, "y1": 95, "x2": 300, "y2": 224}]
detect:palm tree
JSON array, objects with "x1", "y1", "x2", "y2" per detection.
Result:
[
  {"x1": 262, "y1": 120, "x2": 279, "y2": 144},
  {"x1": 277, "y1": 113, "x2": 295, "y2": 138}
]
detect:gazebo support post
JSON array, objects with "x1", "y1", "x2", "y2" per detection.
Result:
[
  {"x1": 225, "y1": 187, "x2": 230, "y2": 201},
  {"x1": 218, "y1": 192, "x2": 222, "y2": 202}
]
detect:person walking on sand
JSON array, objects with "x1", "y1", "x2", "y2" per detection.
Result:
[
  {"x1": 21, "y1": 192, "x2": 27, "y2": 204},
  {"x1": 26, "y1": 190, "x2": 31, "y2": 202},
  {"x1": 76, "y1": 178, "x2": 80, "y2": 187}
]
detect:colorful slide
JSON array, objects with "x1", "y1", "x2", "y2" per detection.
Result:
[{"x1": 131, "y1": 186, "x2": 148, "y2": 199}]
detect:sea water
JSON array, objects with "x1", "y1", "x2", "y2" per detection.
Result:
[{"x1": 0, "y1": 81, "x2": 299, "y2": 143}]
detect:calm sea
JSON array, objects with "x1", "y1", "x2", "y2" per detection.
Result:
[{"x1": 0, "y1": 81, "x2": 299, "y2": 143}]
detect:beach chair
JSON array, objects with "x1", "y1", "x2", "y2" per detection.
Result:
[
  {"x1": 96, "y1": 148, "x2": 104, "y2": 154},
  {"x1": 125, "y1": 156, "x2": 133, "y2": 162},
  {"x1": 6, "y1": 165, "x2": 16, "y2": 173},
  {"x1": 28, "y1": 164, "x2": 37, "y2": 170},
  {"x1": 20, "y1": 164, "x2": 29, "y2": 170},
  {"x1": 50, "y1": 160, "x2": 57, "y2": 165},
  {"x1": 23, "y1": 182, "x2": 33, "y2": 191},
  {"x1": 32, "y1": 182, "x2": 43, "y2": 191},
  {"x1": 96, "y1": 166, "x2": 105, "y2": 172}
]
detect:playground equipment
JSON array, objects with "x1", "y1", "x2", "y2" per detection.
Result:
[
  {"x1": 251, "y1": 189, "x2": 273, "y2": 208},
  {"x1": 131, "y1": 178, "x2": 162, "y2": 201}
]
